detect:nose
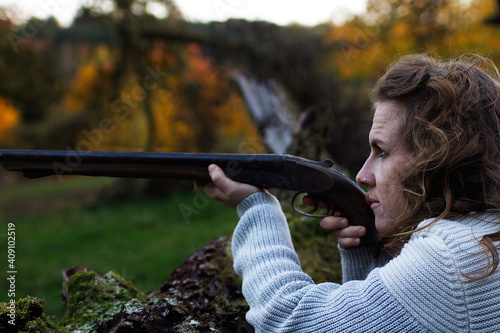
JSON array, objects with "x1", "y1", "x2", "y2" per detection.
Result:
[{"x1": 356, "y1": 162, "x2": 374, "y2": 188}]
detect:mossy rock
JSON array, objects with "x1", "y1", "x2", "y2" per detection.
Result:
[
  {"x1": 58, "y1": 266, "x2": 148, "y2": 332},
  {"x1": 57, "y1": 236, "x2": 251, "y2": 332},
  {"x1": 0, "y1": 211, "x2": 341, "y2": 332},
  {"x1": 149, "y1": 236, "x2": 252, "y2": 332},
  {"x1": 0, "y1": 297, "x2": 62, "y2": 333}
]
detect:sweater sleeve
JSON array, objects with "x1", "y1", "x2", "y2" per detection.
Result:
[
  {"x1": 233, "y1": 192, "x2": 427, "y2": 333},
  {"x1": 339, "y1": 246, "x2": 391, "y2": 282}
]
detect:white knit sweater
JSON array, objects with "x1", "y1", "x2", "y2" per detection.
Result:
[{"x1": 232, "y1": 192, "x2": 500, "y2": 332}]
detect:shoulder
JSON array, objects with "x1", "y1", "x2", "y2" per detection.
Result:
[
  {"x1": 379, "y1": 212, "x2": 500, "y2": 332},
  {"x1": 383, "y1": 212, "x2": 500, "y2": 281},
  {"x1": 416, "y1": 211, "x2": 500, "y2": 241},
  {"x1": 415, "y1": 212, "x2": 500, "y2": 276}
]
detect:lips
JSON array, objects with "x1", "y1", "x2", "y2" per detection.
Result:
[{"x1": 365, "y1": 192, "x2": 380, "y2": 211}]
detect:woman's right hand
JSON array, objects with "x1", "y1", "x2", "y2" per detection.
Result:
[
  {"x1": 303, "y1": 196, "x2": 367, "y2": 249},
  {"x1": 319, "y1": 216, "x2": 366, "y2": 249}
]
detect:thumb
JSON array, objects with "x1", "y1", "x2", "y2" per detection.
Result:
[
  {"x1": 208, "y1": 164, "x2": 235, "y2": 191},
  {"x1": 206, "y1": 164, "x2": 261, "y2": 207}
]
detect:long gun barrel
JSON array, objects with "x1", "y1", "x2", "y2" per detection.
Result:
[{"x1": 0, "y1": 150, "x2": 376, "y2": 245}]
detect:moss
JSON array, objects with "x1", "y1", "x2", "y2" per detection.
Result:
[
  {"x1": 287, "y1": 212, "x2": 343, "y2": 284},
  {"x1": 0, "y1": 297, "x2": 63, "y2": 333},
  {"x1": 55, "y1": 243, "x2": 248, "y2": 332},
  {"x1": 59, "y1": 269, "x2": 146, "y2": 331}
]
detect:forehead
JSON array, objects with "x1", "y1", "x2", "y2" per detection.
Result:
[{"x1": 370, "y1": 101, "x2": 405, "y2": 143}]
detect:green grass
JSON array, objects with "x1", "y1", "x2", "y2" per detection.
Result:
[{"x1": 0, "y1": 177, "x2": 238, "y2": 321}]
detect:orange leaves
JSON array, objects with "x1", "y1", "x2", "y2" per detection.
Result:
[
  {"x1": 150, "y1": 43, "x2": 260, "y2": 153},
  {"x1": 327, "y1": 0, "x2": 500, "y2": 81},
  {"x1": 60, "y1": 40, "x2": 259, "y2": 153},
  {"x1": 0, "y1": 97, "x2": 20, "y2": 146},
  {"x1": 148, "y1": 41, "x2": 179, "y2": 68},
  {"x1": 184, "y1": 43, "x2": 213, "y2": 79},
  {"x1": 150, "y1": 86, "x2": 198, "y2": 152},
  {"x1": 63, "y1": 63, "x2": 99, "y2": 113},
  {"x1": 63, "y1": 45, "x2": 114, "y2": 114}
]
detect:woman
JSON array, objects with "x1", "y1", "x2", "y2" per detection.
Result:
[{"x1": 195, "y1": 54, "x2": 500, "y2": 332}]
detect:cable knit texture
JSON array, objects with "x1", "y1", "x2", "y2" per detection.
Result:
[{"x1": 233, "y1": 192, "x2": 500, "y2": 332}]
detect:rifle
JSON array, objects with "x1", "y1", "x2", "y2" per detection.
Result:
[{"x1": 0, "y1": 149, "x2": 377, "y2": 245}]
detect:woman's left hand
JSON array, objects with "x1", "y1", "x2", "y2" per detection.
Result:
[{"x1": 194, "y1": 164, "x2": 262, "y2": 208}]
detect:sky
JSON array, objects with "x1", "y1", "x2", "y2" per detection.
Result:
[{"x1": 0, "y1": 0, "x2": 368, "y2": 27}]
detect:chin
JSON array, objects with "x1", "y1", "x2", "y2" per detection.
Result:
[{"x1": 374, "y1": 217, "x2": 390, "y2": 232}]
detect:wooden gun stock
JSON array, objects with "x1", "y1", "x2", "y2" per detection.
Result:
[{"x1": 0, "y1": 150, "x2": 376, "y2": 245}]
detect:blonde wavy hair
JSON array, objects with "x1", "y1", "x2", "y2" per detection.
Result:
[{"x1": 372, "y1": 54, "x2": 500, "y2": 278}]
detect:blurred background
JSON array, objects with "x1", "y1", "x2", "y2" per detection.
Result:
[{"x1": 1, "y1": 0, "x2": 500, "y2": 320}]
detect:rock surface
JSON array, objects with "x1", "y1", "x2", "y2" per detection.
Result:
[{"x1": 0, "y1": 236, "x2": 254, "y2": 332}]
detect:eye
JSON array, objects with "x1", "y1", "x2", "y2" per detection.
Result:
[
  {"x1": 378, "y1": 150, "x2": 388, "y2": 158},
  {"x1": 371, "y1": 142, "x2": 388, "y2": 158}
]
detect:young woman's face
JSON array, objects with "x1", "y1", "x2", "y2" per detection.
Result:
[{"x1": 356, "y1": 101, "x2": 413, "y2": 232}]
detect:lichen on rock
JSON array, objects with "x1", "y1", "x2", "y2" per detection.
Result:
[
  {"x1": 54, "y1": 236, "x2": 252, "y2": 332},
  {"x1": 59, "y1": 266, "x2": 148, "y2": 332}
]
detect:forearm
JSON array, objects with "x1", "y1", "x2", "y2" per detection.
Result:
[{"x1": 233, "y1": 192, "x2": 308, "y2": 288}]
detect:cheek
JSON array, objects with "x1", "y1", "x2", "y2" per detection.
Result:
[{"x1": 377, "y1": 167, "x2": 404, "y2": 210}]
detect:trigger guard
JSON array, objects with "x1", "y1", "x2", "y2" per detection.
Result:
[
  {"x1": 325, "y1": 201, "x2": 335, "y2": 216},
  {"x1": 291, "y1": 192, "x2": 334, "y2": 218}
]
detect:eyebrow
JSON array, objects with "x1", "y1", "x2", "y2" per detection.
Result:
[{"x1": 370, "y1": 138, "x2": 384, "y2": 149}]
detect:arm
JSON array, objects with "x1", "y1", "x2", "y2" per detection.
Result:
[
  {"x1": 198, "y1": 166, "x2": 425, "y2": 331},
  {"x1": 232, "y1": 192, "x2": 427, "y2": 332},
  {"x1": 235, "y1": 190, "x2": 474, "y2": 332},
  {"x1": 198, "y1": 165, "x2": 382, "y2": 281}
]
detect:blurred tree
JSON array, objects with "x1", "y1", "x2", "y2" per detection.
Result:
[
  {"x1": 5, "y1": 0, "x2": 500, "y2": 171},
  {"x1": 56, "y1": 1, "x2": 260, "y2": 155},
  {"x1": 0, "y1": 16, "x2": 62, "y2": 125}
]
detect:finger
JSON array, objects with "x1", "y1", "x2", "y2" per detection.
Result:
[
  {"x1": 208, "y1": 164, "x2": 237, "y2": 192},
  {"x1": 338, "y1": 237, "x2": 362, "y2": 249},
  {"x1": 336, "y1": 226, "x2": 366, "y2": 239},
  {"x1": 320, "y1": 216, "x2": 348, "y2": 230},
  {"x1": 302, "y1": 196, "x2": 328, "y2": 209},
  {"x1": 206, "y1": 164, "x2": 261, "y2": 207}
]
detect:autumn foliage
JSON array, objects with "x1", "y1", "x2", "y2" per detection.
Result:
[
  {"x1": 0, "y1": 97, "x2": 19, "y2": 146},
  {"x1": 0, "y1": 0, "x2": 500, "y2": 163},
  {"x1": 329, "y1": 0, "x2": 500, "y2": 80}
]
